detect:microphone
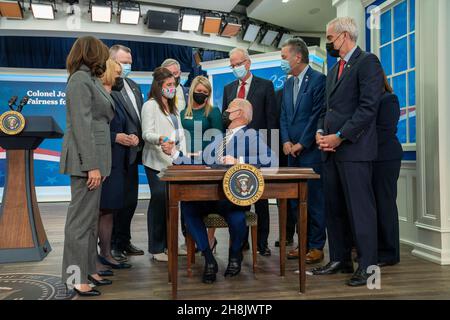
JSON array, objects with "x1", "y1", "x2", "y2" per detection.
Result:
[
  {"x1": 18, "y1": 95, "x2": 29, "y2": 111},
  {"x1": 8, "y1": 96, "x2": 18, "y2": 108}
]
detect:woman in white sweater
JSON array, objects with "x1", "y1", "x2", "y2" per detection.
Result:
[{"x1": 141, "y1": 67, "x2": 186, "y2": 261}]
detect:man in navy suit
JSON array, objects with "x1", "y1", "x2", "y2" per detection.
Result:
[
  {"x1": 279, "y1": 38, "x2": 326, "y2": 264},
  {"x1": 161, "y1": 99, "x2": 278, "y2": 284},
  {"x1": 222, "y1": 48, "x2": 278, "y2": 256},
  {"x1": 314, "y1": 17, "x2": 384, "y2": 286}
]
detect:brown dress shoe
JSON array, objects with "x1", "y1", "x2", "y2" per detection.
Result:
[
  {"x1": 306, "y1": 249, "x2": 324, "y2": 264},
  {"x1": 287, "y1": 248, "x2": 299, "y2": 260}
]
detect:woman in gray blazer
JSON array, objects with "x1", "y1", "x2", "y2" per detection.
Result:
[
  {"x1": 141, "y1": 67, "x2": 186, "y2": 261},
  {"x1": 60, "y1": 36, "x2": 115, "y2": 297}
]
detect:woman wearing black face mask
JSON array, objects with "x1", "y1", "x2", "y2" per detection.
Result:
[
  {"x1": 97, "y1": 59, "x2": 137, "y2": 275},
  {"x1": 180, "y1": 76, "x2": 223, "y2": 252}
]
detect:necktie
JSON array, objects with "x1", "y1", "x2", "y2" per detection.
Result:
[
  {"x1": 215, "y1": 130, "x2": 233, "y2": 163},
  {"x1": 293, "y1": 76, "x2": 300, "y2": 109},
  {"x1": 338, "y1": 60, "x2": 346, "y2": 80},
  {"x1": 237, "y1": 81, "x2": 247, "y2": 99}
]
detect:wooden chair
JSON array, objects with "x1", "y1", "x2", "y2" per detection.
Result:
[{"x1": 186, "y1": 211, "x2": 258, "y2": 277}]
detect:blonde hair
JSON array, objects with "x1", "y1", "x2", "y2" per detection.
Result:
[
  {"x1": 185, "y1": 76, "x2": 213, "y2": 118},
  {"x1": 101, "y1": 59, "x2": 122, "y2": 87}
]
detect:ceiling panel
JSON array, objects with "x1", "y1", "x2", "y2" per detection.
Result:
[
  {"x1": 247, "y1": 0, "x2": 336, "y2": 33},
  {"x1": 139, "y1": 0, "x2": 241, "y2": 13}
]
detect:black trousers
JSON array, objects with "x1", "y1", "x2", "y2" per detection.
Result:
[
  {"x1": 244, "y1": 199, "x2": 270, "y2": 249},
  {"x1": 323, "y1": 155, "x2": 378, "y2": 269},
  {"x1": 111, "y1": 161, "x2": 139, "y2": 251},
  {"x1": 373, "y1": 160, "x2": 401, "y2": 264},
  {"x1": 145, "y1": 167, "x2": 167, "y2": 254}
]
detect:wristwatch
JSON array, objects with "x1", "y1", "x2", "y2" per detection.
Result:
[{"x1": 336, "y1": 131, "x2": 345, "y2": 140}]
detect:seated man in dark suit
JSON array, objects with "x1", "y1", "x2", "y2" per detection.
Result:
[{"x1": 161, "y1": 98, "x2": 278, "y2": 284}]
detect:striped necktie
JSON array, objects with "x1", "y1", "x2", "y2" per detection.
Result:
[{"x1": 215, "y1": 130, "x2": 233, "y2": 163}]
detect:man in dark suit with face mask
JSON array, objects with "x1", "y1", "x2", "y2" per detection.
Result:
[{"x1": 109, "y1": 45, "x2": 145, "y2": 261}]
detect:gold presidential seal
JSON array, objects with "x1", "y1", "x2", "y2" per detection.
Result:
[
  {"x1": 0, "y1": 111, "x2": 26, "y2": 135},
  {"x1": 223, "y1": 164, "x2": 264, "y2": 206}
]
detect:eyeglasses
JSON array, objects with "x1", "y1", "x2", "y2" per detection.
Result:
[{"x1": 230, "y1": 59, "x2": 247, "y2": 69}]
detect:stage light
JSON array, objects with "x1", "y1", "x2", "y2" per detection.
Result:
[
  {"x1": 220, "y1": 16, "x2": 241, "y2": 37},
  {"x1": 260, "y1": 29, "x2": 279, "y2": 46},
  {"x1": 31, "y1": 1, "x2": 56, "y2": 20},
  {"x1": 118, "y1": 1, "x2": 140, "y2": 25},
  {"x1": 90, "y1": 0, "x2": 112, "y2": 23},
  {"x1": 202, "y1": 13, "x2": 222, "y2": 35},
  {"x1": 277, "y1": 33, "x2": 294, "y2": 48},
  {"x1": 242, "y1": 23, "x2": 261, "y2": 42},
  {"x1": 145, "y1": 10, "x2": 179, "y2": 31},
  {"x1": 0, "y1": 1, "x2": 24, "y2": 19},
  {"x1": 181, "y1": 11, "x2": 201, "y2": 31}
]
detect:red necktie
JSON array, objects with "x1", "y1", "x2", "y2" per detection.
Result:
[
  {"x1": 338, "y1": 60, "x2": 346, "y2": 80},
  {"x1": 237, "y1": 81, "x2": 247, "y2": 99}
]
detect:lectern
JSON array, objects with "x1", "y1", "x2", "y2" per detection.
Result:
[{"x1": 0, "y1": 116, "x2": 63, "y2": 263}]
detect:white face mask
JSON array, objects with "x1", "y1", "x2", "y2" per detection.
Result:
[
  {"x1": 162, "y1": 87, "x2": 176, "y2": 99},
  {"x1": 232, "y1": 65, "x2": 248, "y2": 80}
]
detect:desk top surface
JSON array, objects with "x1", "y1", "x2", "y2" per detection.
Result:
[{"x1": 160, "y1": 166, "x2": 320, "y2": 182}]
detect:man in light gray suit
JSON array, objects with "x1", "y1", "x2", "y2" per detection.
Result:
[{"x1": 60, "y1": 37, "x2": 115, "y2": 296}]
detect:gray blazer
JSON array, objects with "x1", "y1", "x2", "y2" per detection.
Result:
[{"x1": 60, "y1": 65, "x2": 115, "y2": 177}]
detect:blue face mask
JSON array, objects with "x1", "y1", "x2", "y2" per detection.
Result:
[
  {"x1": 121, "y1": 63, "x2": 132, "y2": 78},
  {"x1": 232, "y1": 65, "x2": 248, "y2": 80},
  {"x1": 280, "y1": 59, "x2": 292, "y2": 74}
]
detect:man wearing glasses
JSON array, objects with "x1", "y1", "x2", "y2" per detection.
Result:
[{"x1": 222, "y1": 47, "x2": 278, "y2": 257}]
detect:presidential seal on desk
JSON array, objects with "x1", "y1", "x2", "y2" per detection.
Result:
[{"x1": 223, "y1": 164, "x2": 264, "y2": 206}]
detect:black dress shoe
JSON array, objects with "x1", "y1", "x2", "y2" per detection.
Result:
[
  {"x1": 98, "y1": 255, "x2": 132, "y2": 269},
  {"x1": 274, "y1": 238, "x2": 294, "y2": 247},
  {"x1": 124, "y1": 243, "x2": 144, "y2": 256},
  {"x1": 73, "y1": 287, "x2": 101, "y2": 297},
  {"x1": 310, "y1": 261, "x2": 354, "y2": 275},
  {"x1": 111, "y1": 249, "x2": 128, "y2": 262},
  {"x1": 377, "y1": 261, "x2": 399, "y2": 268},
  {"x1": 202, "y1": 261, "x2": 218, "y2": 284},
  {"x1": 257, "y1": 246, "x2": 272, "y2": 257},
  {"x1": 347, "y1": 267, "x2": 371, "y2": 287},
  {"x1": 98, "y1": 270, "x2": 114, "y2": 277},
  {"x1": 224, "y1": 257, "x2": 242, "y2": 277},
  {"x1": 88, "y1": 275, "x2": 113, "y2": 286}
]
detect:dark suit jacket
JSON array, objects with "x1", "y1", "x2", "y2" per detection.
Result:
[
  {"x1": 222, "y1": 75, "x2": 278, "y2": 130},
  {"x1": 317, "y1": 46, "x2": 384, "y2": 162},
  {"x1": 375, "y1": 92, "x2": 403, "y2": 161},
  {"x1": 101, "y1": 96, "x2": 130, "y2": 209},
  {"x1": 174, "y1": 126, "x2": 278, "y2": 168},
  {"x1": 280, "y1": 67, "x2": 326, "y2": 165},
  {"x1": 110, "y1": 78, "x2": 144, "y2": 164}
]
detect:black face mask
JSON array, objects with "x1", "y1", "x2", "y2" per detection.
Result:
[
  {"x1": 175, "y1": 77, "x2": 181, "y2": 87},
  {"x1": 222, "y1": 111, "x2": 232, "y2": 128},
  {"x1": 112, "y1": 77, "x2": 124, "y2": 91},
  {"x1": 193, "y1": 92, "x2": 208, "y2": 105},
  {"x1": 326, "y1": 33, "x2": 345, "y2": 58}
]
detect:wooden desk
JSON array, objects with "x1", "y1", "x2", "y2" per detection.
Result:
[{"x1": 160, "y1": 166, "x2": 320, "y2": 299}]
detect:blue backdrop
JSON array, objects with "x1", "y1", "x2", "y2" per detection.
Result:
[{"x1": 0, "y1": 75, "x2": 150, "y2": 188}]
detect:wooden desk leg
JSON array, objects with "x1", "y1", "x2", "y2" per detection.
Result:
[
  {"x1": 166, "y1": 184, "x2": 171, "y2": 283},
  {"x1": 279, "y1": 199, "x2": 287, "y2": 277},
  {"x1": 298, "y1": 182, "x2": 308, "y2": 294},
  {"x1": 169, "y1": 199, "x2": 179, "y2": 300}
]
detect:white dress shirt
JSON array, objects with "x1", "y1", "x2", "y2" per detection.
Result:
[{"x1": 235, "y1": 73, "x2": 253, "y2": 99}]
